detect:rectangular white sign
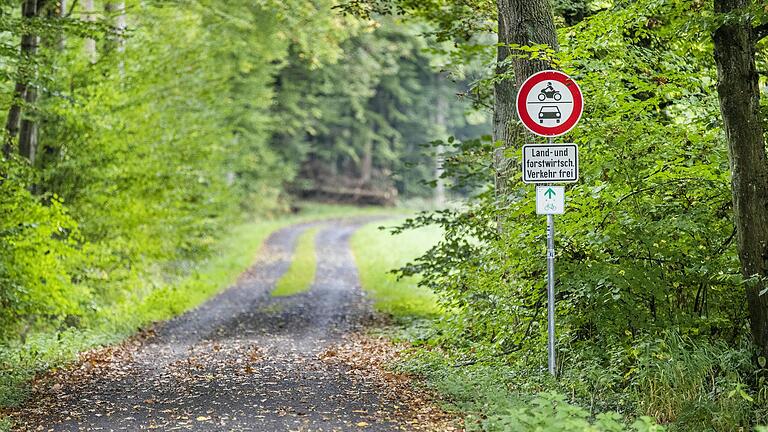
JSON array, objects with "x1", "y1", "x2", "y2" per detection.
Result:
[
  {"x1": 522, "y1": 144, "x2": 579, "y2": 184},
  {"x1": 536, "y1": 186, "x2": 565, "y2": 215}
]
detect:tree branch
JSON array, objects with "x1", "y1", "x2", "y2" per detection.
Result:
[{"x1": 756, "y1": 23, "x2": 768, "y2": 42}]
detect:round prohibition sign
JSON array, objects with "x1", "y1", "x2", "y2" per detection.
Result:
[{"x1": 516, "y1": 70, "x2": 583, "y2": 137}]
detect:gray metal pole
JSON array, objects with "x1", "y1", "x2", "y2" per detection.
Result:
[
  {"x1": 547, "y1": 213, "x2": 556, "y2": 376},
  {"x1": 546, "y1": 136, "x2": 556, "y2": 377}
]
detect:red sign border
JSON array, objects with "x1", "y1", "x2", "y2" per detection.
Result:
[{"x1": 516, "y1": 70, "x2": 583, "y2": 137}]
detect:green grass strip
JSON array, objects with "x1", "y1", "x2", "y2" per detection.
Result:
[
  {"x1": 350, "y1": 219, "x2": 443, "y2": 319},
  {"x1": 271, "y1": 226, "x2": 320, "y2": 297}
]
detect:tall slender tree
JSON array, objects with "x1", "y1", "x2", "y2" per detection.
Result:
[
  {"x1": 104, "y1": 0, "x2": 126, "y2": 75},
  {"x1": 4, "y1": 0, "x2": 42, "y2": 161},
  {"x1": 434, "y1": 82, "x2": 447, "y2": 207},
  {"x1": 104, "y1": 1, "x2": 126, "y2": 54},
  {"x1": 712, "y1": 0, "x2": 768, "y2": 357},
  {"x1": 83, "y1": 0, "x2": 96, "y2": 61}
]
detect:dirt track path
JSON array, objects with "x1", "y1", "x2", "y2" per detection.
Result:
[{"x1": 11, "y1": 218, "x2": 444, "y2": 431}]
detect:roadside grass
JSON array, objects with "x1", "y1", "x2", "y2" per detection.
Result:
[
  {"x1": 398, "y1": 349, "x2": 667, "y2": 432},
  {"x1": 350, "y1": 219, "x2": 442, "y2": 320},
  {"x1": 271, "y1": 227, "x2": 320, "y2": 297},
  {"x1": 0, "y1": 203, "x2": 400, "y2": 413}
]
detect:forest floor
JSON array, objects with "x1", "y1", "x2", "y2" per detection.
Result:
[{"x1": 6, "y1": 218, "x2": 459, "y2": 431}]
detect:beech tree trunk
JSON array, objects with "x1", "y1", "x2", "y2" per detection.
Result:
[
  {"x1": 83, "y1": 0, "x2": 96, "y2": 61},
  {"x1": 3, "y1": 83, "x2": 27, "y2": 158},
  {"x1": 360, "y1": 139, "x2": 373, "y2": 184},
  {"x1": 713, "y1": 0, "x2": 768, "y2": 357},
  {"x1": 58, "y1": 0, "x2": 67, "y2": 49},
  {"x1": 18, "y1": 85, "x2": 38, "y2": 164},
  {"x1": 494, "y1": 0, "x2": 559, "y2": 200},
  {"x1": 4, "y1": 0, "x2": 41, "y2": 162},
  {"x1": 104, "y1": 1, "x2": 126, "y2": 54},
  {"x1": 434, "y1": 77, "x2": 447, "y2": 207}
]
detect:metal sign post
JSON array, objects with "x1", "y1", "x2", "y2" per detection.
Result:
[
  {"x1": 516, "y1": 70, "x2": 583, "y2": 378},
  {"x1": 546, "y1": 137, "x2": 556, "y2": 377},
  {"x1": 547, "y1": 213, "x2": 556, "y2": 376}
]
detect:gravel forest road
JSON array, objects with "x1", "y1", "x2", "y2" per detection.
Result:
[{"x1": 10, "y1": 218, "x2": 447, "y2": 432}]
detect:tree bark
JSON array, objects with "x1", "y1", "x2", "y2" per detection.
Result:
[
  {"x1": 5, "y1": 0, "x2": 41, "y2": 162},
  {"x1": 104, "y1": 1, "x2": 126, "y2": 75},
  {"x1": 83, "y1": 0, "x2": 96, "y2": 61},
  {"x1": 360, "y1": 139, "x2": 373, "y2": 184},
  {"x1": 4, "y1": 83, "x2": 27, "y2": 159},
  {"x1": 57, "y1": 0, "x2": 67, "y2": 50},
  {"x1": 104, "y1": 1, "x2": 126, "y2": 53},
  {"x1": 434, "y1": 77, "x2": 447, "y2": 208},
  {"x1": 494, "y1": 0, "x2": 559, "y2": 202},
  {"x1": 713, "y1": 0, "x2": 768, "y2": 357},
  {"x1": 18, "y1": 85, "x2": 38, "y2": 164}
]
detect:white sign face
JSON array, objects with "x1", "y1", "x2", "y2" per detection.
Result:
[
  {"x1": 536, "y1": 186, "x2": 565, "y2": 215},
  {"x1": 516, "y1": 70, "x2": 584, "y2": 137},
  {"x1": 522, "y1": 144, "x2": 579, "y2": 184}
]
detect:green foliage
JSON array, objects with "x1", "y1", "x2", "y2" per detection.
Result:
[
  {"x1": 481, "y1": 393, "x2": 663, "y2": 432},
  {"x1": 398, "y1": 348, "x2": 664, "y2": 432},
  {"x1": 396, "y1": 329, "x2": 768, "y2": 431},
  {"x1": 627, "y1": 334, "x2": 767, "y2": 429},
  {"x1": 0, "y1": 166, "x2": 86, "y2": 333},
  {"x1": 395, "y1": 0, "x2": 750, "y2": 356}
]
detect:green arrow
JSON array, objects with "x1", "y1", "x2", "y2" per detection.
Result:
[{"x1": 544, "y1": 188, "x2": 556, "y2": 199}]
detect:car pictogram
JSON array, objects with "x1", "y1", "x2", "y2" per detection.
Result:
[{"x1": 538, "y1": 106, "x2": 561, "y2": 123}]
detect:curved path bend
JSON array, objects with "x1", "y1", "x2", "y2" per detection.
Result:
[{"x1": 11, "y1": 218, "x2": 432, "y2": 432}]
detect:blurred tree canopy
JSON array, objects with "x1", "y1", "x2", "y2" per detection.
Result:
[{"x1": 0, "y1": 0, "x2": 486, "y2": 337}]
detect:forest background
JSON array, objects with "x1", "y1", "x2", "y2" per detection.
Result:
[{"x1": 1, "y1": 0, "x2": 768, "y2": 431}]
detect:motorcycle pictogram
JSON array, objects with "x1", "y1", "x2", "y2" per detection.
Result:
[{"x1": 537, "y1": 82, "x2": 562, "y2": 101}]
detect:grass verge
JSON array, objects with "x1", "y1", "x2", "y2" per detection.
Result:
[
  {"x1": 272, "y1": 226, "x2": 320, "y2": 297},
  {"x1": 350, "y1": 218, "x2": 442, "y2": 319}
]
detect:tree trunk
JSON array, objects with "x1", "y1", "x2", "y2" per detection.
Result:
[
  {"x1": 360, "y1": 139, "x2": 373, "y2": 184},
  {"x1": 494, "y1": 0, "x2": 559, "y2": 200},
  {"x1": 18, "y1": 85, "x2": 38, "y2": 164},
  {"x1": 713, "y1": 0, "x2": 768, "y2": 357},
  {"x1": 83, "y1": 0, "x2": 96, "y2": 61},
  {"x1": 434, "y1": 77, "x2": 447, "y2": 208},
  {"x1": 104, "y1": 1, "x2": 126, "y2": 54},
  {"x1": 4, "y1": 83, "x2": 27, "y2": 158},
  {"x1": 58, "y1": 0, "x2": 67, "y2": 49},
  {"x1": 5, "y1": 0, "x2": 41, "y2": 162}
]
